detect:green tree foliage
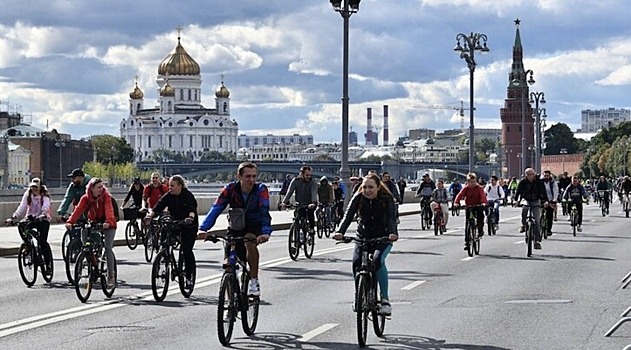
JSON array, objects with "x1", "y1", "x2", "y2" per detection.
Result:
[
  {"x1": 475, "y1": 138, "x2": 496, "y2": 162},
  {"x1": 90, "y1": 135, "x2": 134, "y2": 164},
  {"x1": 543, "y1": 123, "x2": 580, "y2": 155}
]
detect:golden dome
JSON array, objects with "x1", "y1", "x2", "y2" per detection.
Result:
[
  {"x1": 160, "y1": 82, "x2": 175, "y2": 96},
  {"x1": 158, "y1": 37, "x2": 200, "y2": 76},
  {"x1": 215, "y1": 81, "x2": 230, "y2": 98},
  {"x1": 129, "y1": 82, "x2": 144, "y2": 99}
]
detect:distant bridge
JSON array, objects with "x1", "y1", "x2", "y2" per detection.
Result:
[{"x1": 137, "y1": 161, "x2": 498, "y2": 180}]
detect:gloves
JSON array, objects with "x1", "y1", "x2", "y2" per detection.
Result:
[{"x1": 184, "y1": 217, "x2": 194, "y2": 225}]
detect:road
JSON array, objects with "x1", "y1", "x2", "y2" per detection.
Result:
[{"x1": 1, "y1": 203, "x2": 631, "y2": 349}]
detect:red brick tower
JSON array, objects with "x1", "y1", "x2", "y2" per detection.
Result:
[{"x1": 501, "y1": 19, "x2": 534, "y2": 178}]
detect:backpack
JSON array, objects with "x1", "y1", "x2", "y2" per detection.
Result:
[
  {"x1": 111, "y1": 197, "x2": 120, "y2": 222},
  {"x1": 149, "y1": 184, "x2": 166, "y2": 197}
]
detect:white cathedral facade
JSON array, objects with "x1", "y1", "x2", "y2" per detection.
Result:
[{"x1": 120, "y1": 34, "x2": 238, "y2": 162}]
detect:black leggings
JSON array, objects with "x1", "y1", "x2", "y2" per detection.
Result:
[
  {"x1": 179, "y1": 229, "x2": 196, "y2": 279},
  {"x1": 35, "y1": 220, "x2": 52, "y2": 266}
]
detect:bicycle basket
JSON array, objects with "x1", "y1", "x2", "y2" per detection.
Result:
[{"x1": 122, "y1": 207, "x2": 139, "y2": 220}]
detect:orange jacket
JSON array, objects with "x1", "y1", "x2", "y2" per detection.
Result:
[
  {"x1": 67, "y1": 181, "x2": 117, "y2": 229},
  {"x1": 454, "y1": 184, "x2": 488, "y2": 207}
]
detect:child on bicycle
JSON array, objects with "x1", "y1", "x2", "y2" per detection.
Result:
[
  {"x1": 484, "y1": 176, "x2": 505, "y2": 230},
  {"x1": 430, "y1": 179, "x2": 450, "y2": 232},
  {"x1": 65, "y1": 177, "x2": 117, "y2": 288},
  {"x1": 453, "y1": 173, "x2": 487, "y2": 251},
  {"x1": 334, "y1": 174, "x2": 398, "y2": 316}
]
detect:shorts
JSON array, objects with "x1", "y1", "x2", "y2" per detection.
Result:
[{"x1": 225, "y1": 226, "x2": 261, "y2": 262}]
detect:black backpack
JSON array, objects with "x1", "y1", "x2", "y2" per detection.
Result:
[{"x1": 111, "y1": 197, "x2": 120, "y2": 222}]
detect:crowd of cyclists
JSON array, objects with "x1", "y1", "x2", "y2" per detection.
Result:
[{"x1": 6, "y1": 162, "x2": 631, "y2": 339}]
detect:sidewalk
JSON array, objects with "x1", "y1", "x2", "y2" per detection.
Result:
[{"x1": 0, "y1": 203, "x2": 421, "y2": 257}]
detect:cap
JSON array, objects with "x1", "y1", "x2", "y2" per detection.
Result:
[
  {"x1": 350, "y1": 176, "x2": 359, "y2": 181},
  {"x1": 29, "y1": 178, "x2": 41, "y2": 187},
  {"x1": 422, "y1": 173, "x2": 430, "y2": 177},
  {"x1": 67, "y1": 168, "x2": 85, "y2": 178}
]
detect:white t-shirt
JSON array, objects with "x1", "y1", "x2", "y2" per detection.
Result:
[{"x1": 484, "y1": 184, "x2": 505, "y2": 201}]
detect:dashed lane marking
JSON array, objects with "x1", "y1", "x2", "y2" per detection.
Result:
[
  {"x1": 401, "y1": 280, "x2": 426, "y2": 290},
  {"x1": 299, "y1": 323, "x2": 338, "y2": 342}
]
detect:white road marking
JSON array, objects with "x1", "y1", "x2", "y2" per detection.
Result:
[
  {"x1": 401, "y1": 280, "x2": 426, "y2": 290},
  {"x1": 299, "y1": 323, "x2": 338, "y2": 342},
  {"x1": 514, "y1": 241, "x2": 524, "y2": 244},
  {"x1": 461, "y1": 256, "x2": 476, "y2": 261}
]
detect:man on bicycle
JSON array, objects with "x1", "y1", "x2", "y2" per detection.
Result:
[
  {"x1": 317, "y1": 176, "x2": 335, "y2": 228},
  {"x1": 281, "y1": 166, "x2": 318, "y2": 235},
  {"x1": 562, "y1": 175, "x2": 588, "y2": 232},
  {"x1": 416, "y1": 173, "x2": 436, "y2": 210},
  {"x1": 596, "y1": 176, "x2": 613, "y2": 215},
  {"x1": 558, "y1": 172, "x2": 571, "y2": 216},
  {"x1": 484, "y1": 175, "x2": 505, "y2": 231},
  {"x1": 541, "y1": 170, "x2": 559, "y2": 235},
  {"x1": 453, "y1": 173, "x2": 487, "y2": 251},
  {"x1": 332, "y1": 180, "x2": 345, "y2": 224},
  {"x1": 620, "y1": 176, "x2": 631, "y2": 207},
  {"x1": 515, "y1": 168, "x2": 549, "y2": 250},
  {"x1": 198, "y1": 162, "x2": 271, "y2": 297},
  {"x1": 57, "y1": 168, "x2": 92, "y2": 221},
  {"x1": 430, "y1": 179, "x2": 450, "y2": 232}
]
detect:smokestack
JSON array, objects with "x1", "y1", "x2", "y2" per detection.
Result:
[
  {"x1": 366, "y1": 108, "x2": 372, "y2": 145},
  {"x1": 383, "y1": 105, "x2": 389, "y2": 146}
]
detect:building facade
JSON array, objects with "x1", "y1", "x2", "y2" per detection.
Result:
[
  {"x1": 7, "y1": 142, "x2": 31, "y2": 187},
  {"x1": 120, "y1": 33, "x2": 238, "y2": 162},
  {"x1": 500, "y1": 21, "x2": 535, "y2": 178},
  {"x1": 581, "y1": 108, "x2": 631, "y2": 133},
  {"x1": 238, "y1": 133, "x2": 314, "y2": 149}
]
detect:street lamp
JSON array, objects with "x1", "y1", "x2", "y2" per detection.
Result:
[
  {"x1": 55, "y1": 141, "x2": 66, "y2": 188},
  {"x1": 511, "y1": 69, "x2": 535, "y2": 175},
  {"x1": 560, "y1": 148, "x2": 568, "y2": 174},
  {"x1": 330, "y1": 0, "x2": 360, "y2": 207},
  {"x1": 454, "y1": 31, "x2": 490, "y2": 173},
  {"x1": 517, "y1": 153, "x2": 523, "y2": 175},
  {"x1": 529, "y1": 91, "x2": 546, "y2": 174}
]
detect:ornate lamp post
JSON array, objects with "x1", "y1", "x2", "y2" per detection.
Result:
[
  {"x1": 511, "y1": 70, "x2": 535, "y2": 175},
  {"x1": 560, "y1": 148, "x2": 568, "y2": 174},
  {"x1": 55, "y1": 140, "x2": 66, "y2": 188},
  {"x1": 529, "y1": 91, "x2": 546, "y2": 173},
  {"x1": 330, "y1": 0, "x2": 360, "y2": 207},
  {"x1": 454, "y1": 32, "x2": 489, "y2": 173}
]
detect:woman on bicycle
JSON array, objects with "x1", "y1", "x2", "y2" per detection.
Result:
[
  {"x1": 334, "y1": 173, "x2": 398, "y2": 316},
  {"x1": 453, "y1": 173, "x2": 487, "y2": 251},
  {"x1": 145, "y1": 175, "x2": 198, "y2": 288},
  {"x1": 121, "y1": 177, "x2": 144, "y2": 209},
  {"x1": 65, "y1": 177, "x2": 117, "y2": 288},
  {"x1": 6, "y1": 178, "x2": 53, "y2": 273}
]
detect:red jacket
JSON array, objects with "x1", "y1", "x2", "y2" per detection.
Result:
[
  {"x1": 454, "y1": 184, "x2": 488, "y2": 207},
  {"x1": 67, "y1": 182, "x2": 117, "y2": 229}
]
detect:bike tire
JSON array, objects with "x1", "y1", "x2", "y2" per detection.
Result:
[
  {"x1": 240, "y1": 273, "x2": 259, "y2": 336},
  {"x1": 61, "y1": 230, "x2": 70, "y2": 262},
  {"x1": 125, "y1": 221, "x2": 138, "y2": 250},
  {"x1": 74, "y1": 251, "x2": 93, "y2": 303},
  {"x1": 467, "y1": 224, "x2": 474, "y2": 257},
  {"x1": 101, "y1": 253, "x2": 117, "y2": 298},
  {"x1": 41, "y1": 246, "x2": 54, "y2": 283},
  {"x1": 217, "y1": 273, "x2": 236, "y2": 346},
  {"x1": 356, "y1": 274, "x2": 369, "y2": 347},
  {"x1": 178, "y1": 251, "x2": 196, "y2": 298},
  {"x1": 288, "y1": 223, "x2": 300, "y2": 261},
  {"x1": 144, "y1": 229, "x2": 155, "y2": 263},
  {"x1": 372, "y1": 280, "x2": 386, "y2": 337},
  {"x1": 473, "y1": 232, "x2": 480, "y2": 256},
  {"x1": 571, "y1": 211, "x2": 577, "y2": 236},
  {"x1": 304, "y1": 228, "x2": 315, "y2": 259},
  {"x1": 151, "y1": 251, "x2": 170, "y2": 302},
  {"x1": 526, "y1": 224, "x2": 533, "y2": 257},
  {"x1": 316, "y1": 215, "x2": 324, "y2": 239},
  {"x1": 65, "y1": 239, "x2": 82, "y2": 284},
  {"x1": 18, "y1": 243, "x2": 37, "y2": 287}
]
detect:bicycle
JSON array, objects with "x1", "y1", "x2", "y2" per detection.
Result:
[
  {"x1": 337, "y1": 236, "x2": 391, "y2": 347},
  {"x1": 419, "y1": 197, "x2": 432, "y2": 230},
  {"x1": 463, "y1": 205, "x2": 483, "y2": 257},
  {"x1": 522, "y1": 204, "x2": 541, "y2": 257},
  {"x1": 566, "y1": 201, "x2": 580, "y2": 237},
  {"x1": 486, "y1": 200, "x2": 499, "y2": 236},
  {"x1": 7, "y1": 215, "x2": 53, "y2": 287},
  {"x1": 433, "y1": 204, "x2": 445, "y2": 236},
  {"x1": 143, "y1": 217, "x2": 161, "y2": 263},
  {"x1": 151, "y1": 214, "x2": 196, "y2": 302},
  {"x1": 623, "y1": 192, "x2": 631, "y2": 218},
  {"x1": 73, "y1": 222, "x2": 117, "y2": 302},
  {"x1": 450, "y1": 198, "x2": 460, "y2": 216},
  {"x1": 206, "y1": 234, "x2": 260, "y2": 346},
  {"x1": 597, "y1": 190, "x2": 609, "y2": 217},
  {"x1": 315, "y1": 203, "x2": 332, "y2": 239},
  {"x1": 287, "y1": 204, "x2": 314, "y2": 261},
  {"x1": 123, "y1": 206, "x2": 145, "y2": 250},
  {"x1": 539, "y1": 205, "x2": 550, "y2": 240},
  {"x1": 64, "y1": 219, "x2": 88, "y2": 284}
]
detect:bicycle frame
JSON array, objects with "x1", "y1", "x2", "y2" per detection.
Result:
[{"x1": 522, "y1": 204, "x2": 539, "y2": 257}]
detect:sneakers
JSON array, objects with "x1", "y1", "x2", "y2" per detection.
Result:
[
  {"x1": 463, "y1": 243, "x2": 470, "y2": 251},
  {"x1": 248, "y1": 278, "x2": 260, "y2": 296},
  {"x1": 519, "y1": 226, "x2": 525, "y2": 233},
  {"x1": 107, "y1": 274, "x2": 116, "y2": 289},
  {"x1": 534, "y1": 242, "x2": 542, "y2": 250},
  {"x1": 380, "y1": 299, "x2": 392, "y2": 316},
  {"x1": 577, "y1": 226, "x2": 582, "y2": 232}
]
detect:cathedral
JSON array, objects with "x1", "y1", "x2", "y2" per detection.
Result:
[{"x1": 120, "y1": 33, "x2": 238, "y2": 162}]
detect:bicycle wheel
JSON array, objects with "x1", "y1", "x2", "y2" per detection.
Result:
[
  {"x1": 355, "y1": 274, "x2": 369, "y2": 347},
  {"x1": 125, "y1": 221, "x2": 138, "y2": 250},
  {"x1": 217, "y1": 273, "x2": 236, "y2": 346},
  {"x1": 466, "y1": 223, "x2": 474, "y2": 257},
  {"x1": 178, "y1": 251, "x2": 196, "y2": 298},
  {"x1": 144, "y1": 229, "x2": 155, "y2": 263},
  {"x1": 316, "y1": 210, "x2": 324, "y2": 239},
  {"x1": 61, "y1": 229, "x2": 70, "y2": 262},
  {"x1": 240, "y1": 273, "x2": 259, "y2": 336},
  {"x1": 151, "y1": 251, "x2": 170, "y2": 302},
  {"x1": 41, "y1": 247, "x2": 54, "y2": 283},
  {"x1": 526, "y1": 223, "x2": 533, "y2": 257},
  {"x1": 420, "y1": 213, "x2": 426, "y2": 230},
  {"x1": 372, "y1": 279, "x2": 386, "y2": 337},
  {"x1": 17, "y1": 243, "x2": 37, "y2": 287},
  {"x1": 433, "y1": 212, "x2": 440, "y2": 236},
  {"x1": 101, "y1": 253, "x2": 117, "y2": 298},
  {"x1": 571, "y1": 211, "x2": 577, "y2": 237},
  {"x1": 304, "y1": 227, "x2": 315, "y2": 259},
  {"x1": 473, "y1": 229, "x2": 480, "y2": 255},
  {"x1": 74, "y1": 252, "x2": 93, "y2": 303},
  {"x1": 288, "y1": 223, "x2": 300, "y2": 261},
  {"x1": 65, "y1": 239, "x2": 82, "y2": 284}
]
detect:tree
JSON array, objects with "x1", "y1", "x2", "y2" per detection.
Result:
[
  {"x1": 543, "y1": 123, "x2": 580, "y2": 155},
  {"x1": 90, "y1": 135, "x2": 134, "y2": 164},
  {"x1": 475, "y1": 138, "x2": 496, "y2": 162}
]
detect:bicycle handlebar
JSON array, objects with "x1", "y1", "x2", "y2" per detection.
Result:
[
  {"x1": 204, "y1": 234, "x2": 257, "y2": 244},
  {"x1": 335, "y1": 236, "x2": 391, "y2": 245}
]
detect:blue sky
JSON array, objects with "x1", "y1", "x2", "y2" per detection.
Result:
[{"x1": 0, "y1": 0, "x2": 630, "y2": 143}]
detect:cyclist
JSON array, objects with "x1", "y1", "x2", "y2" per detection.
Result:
[
  {"x1": 416, "y1": 173, "x2": 436, "y2": 211},
  {"x1": 281, "y1": 166, "x2": 318, "y2": 235},
  {"x1": 430, "y1": 179, "x2": 450, "y2": 232},
  {"x1": 333, "y1": 173, "x2": 398, "y2": 316},
  {"x1": 144, "y1": 175, "x2": 198, "y2": 288},
  {"x1": 142, "y1": 172, "x2": 168, "y2": 211},
  {"x1": 453, "y1": 173, "x2": 487, "y2": 250},
  {"x1": 332, "y1": 180, "x2": 345, "y2": 224},
  {"x1": 56, "y1": 168, "x2": 92, "y2": 221},
  {"x1": 499, "y1": 178, "x2": 509, "y2": 206},
  {"x1": 449, "y1": 178, "x2": 463, "y2": 206},
  {"x1": 541, "y1": 170, "x2": 559, "y2": 235},
  {"x1": 595, "y1": 175, "x2": 613, "y2": 215},
  {"x1": 198, "y1": 162, "x2": 271, "y2": 297},
  {"x1": 484, "y1": 175, "x2": 505, "y2": 231},
  {"x1": 515, "y1": 168, "x2": 549, "y2": 250},
  {"x1": 620, "y1": 176, "x2": 631, "y2": 208},
  {"x1": 65, "y1": 178, "x2": 117, "y2": 288},
  {"x1": 317, "y1": 176, "x2": 335, "y2": 228},
  {"x1": 508, "y1": 176, "x2": 519, "y2": 205},
  {"x1": 6, "y1": 178, "x2": 53, "y2": 273},
  {"x1": 397, "y1": 176, "x2": 407, "y2": 204},
  {"x1": 121, "y1": 177, "x2": 144, "y2": 209},
  {"x1": 558, "y1": 172, "x2": 571, "y2": 216},
  {"x1": 381, "y1": 172, "x2": 401, "y2": 204},
  {"x1": 562, "y1": 175, "x2": 589, "y2": 232}
]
